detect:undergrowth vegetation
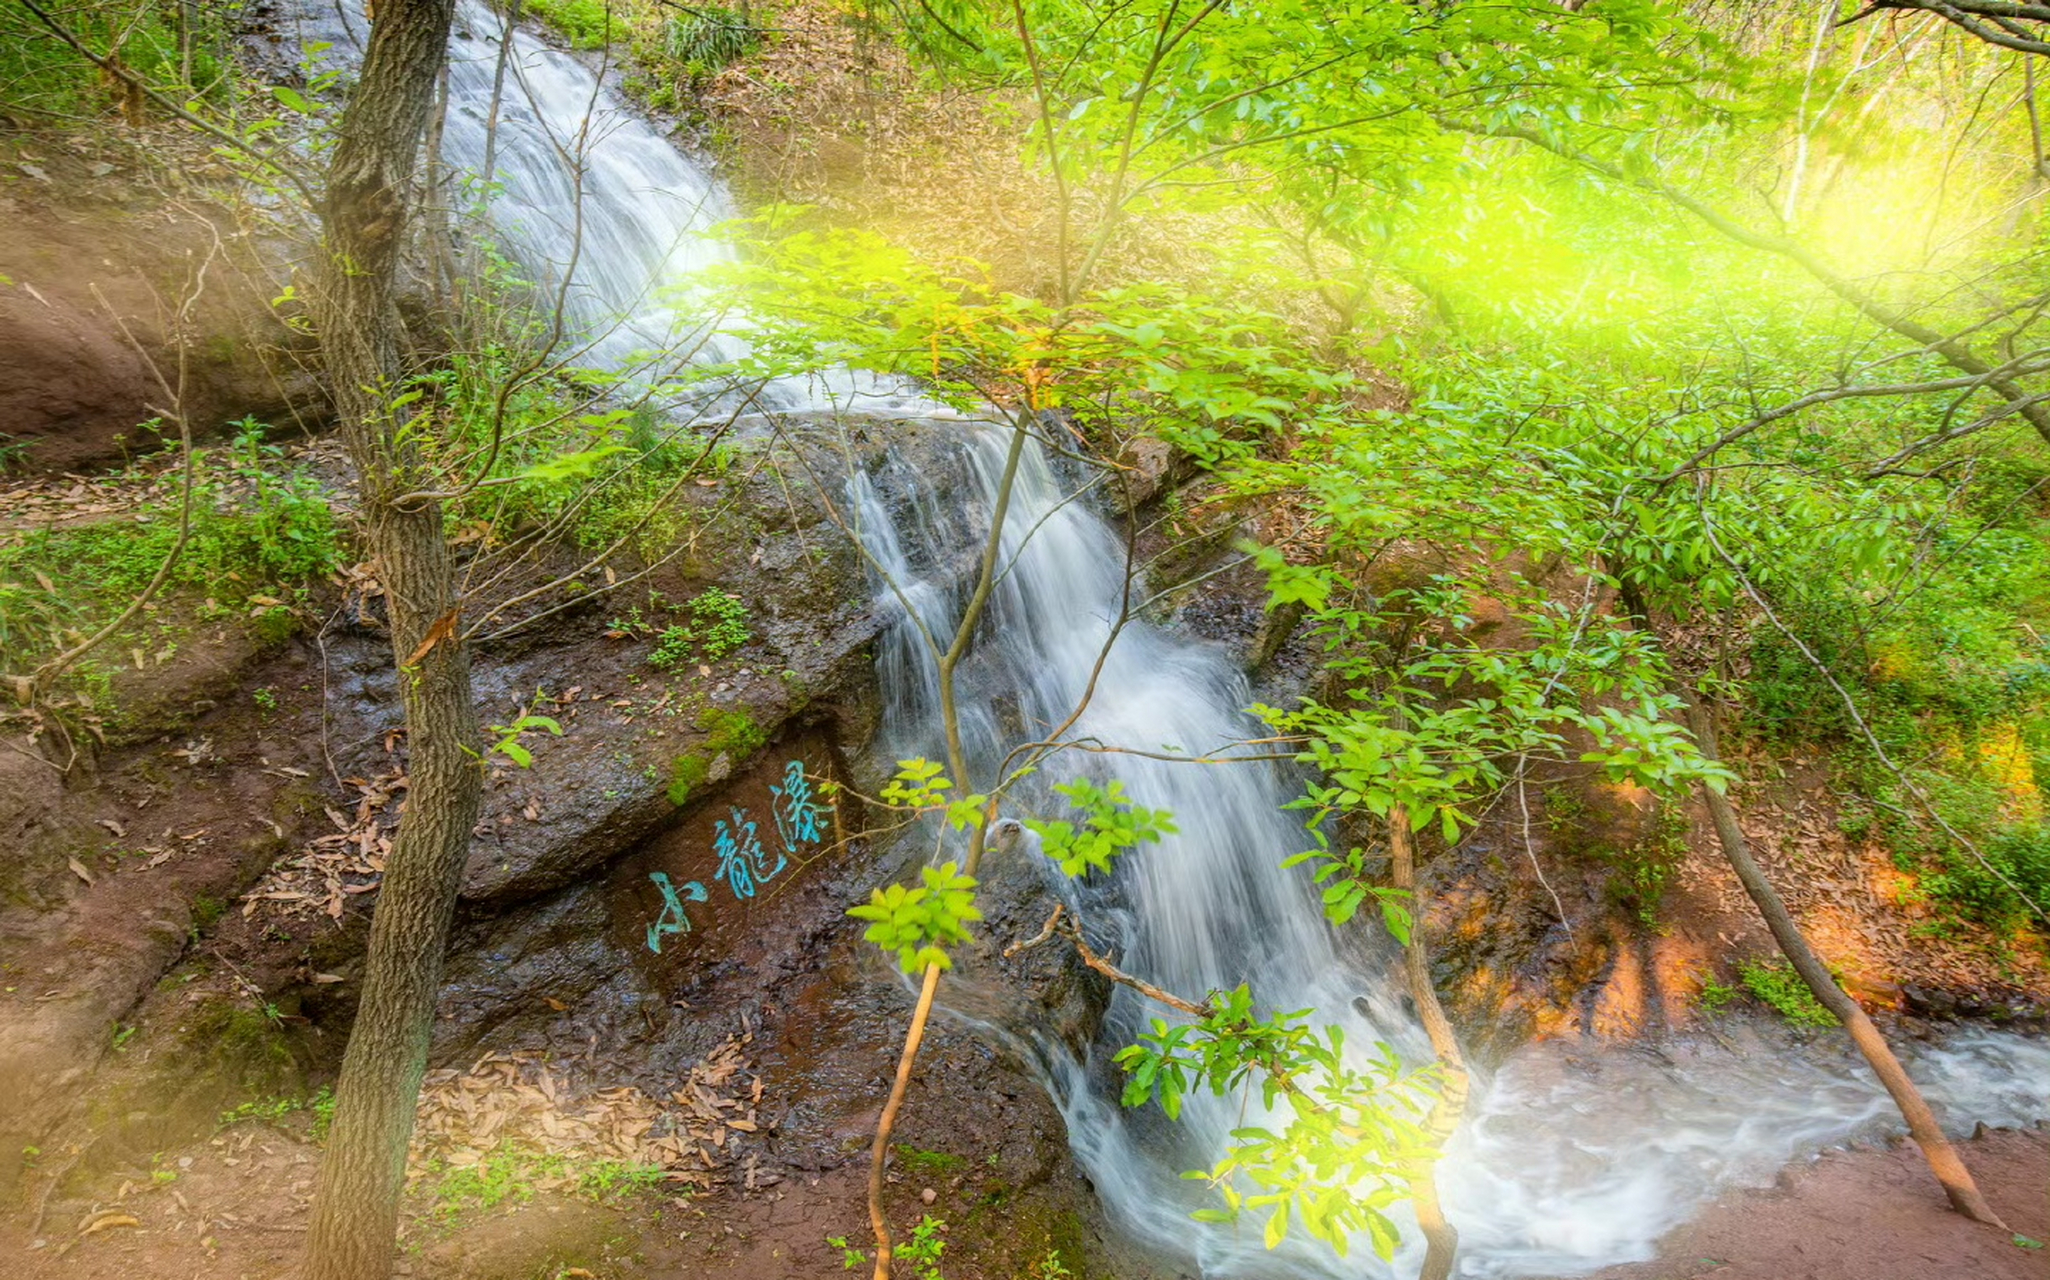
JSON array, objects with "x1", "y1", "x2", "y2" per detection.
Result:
[
  {"x1": 6, "y1": 0, "x2": 2048, "y2": 1272},
  {"x1": 0, "y1": 420, "x2": 339, "y2": 713},
  {"x1": 0, "y1": 0, "x2": 243, "y2": 120}
]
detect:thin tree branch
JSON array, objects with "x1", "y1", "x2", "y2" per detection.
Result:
[
  {"x1": 1457, "y1": 118, "x2": 2050, "y2": 450},
  {"x1": 16, "y1": 0, "x2": 317, "y2": 204}
]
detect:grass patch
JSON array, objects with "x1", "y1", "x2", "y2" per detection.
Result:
[
  {"x1": 660, "y1": 5, "x2": 762, "y2": 77},
  {"x1": 525, "y1": 0, "x2": 624, "y2": 49},
  {"x1": 1702, "y1": 960, "x2": 1838, "y2": 1027},
  {"x1": 0, "y1": 421, "x2": 340, "y2": 705},
  {"x1": 418, "y1": 1140, "x2": 665, "y2": 1222}
]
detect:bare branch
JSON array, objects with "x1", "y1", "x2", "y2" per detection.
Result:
[
  {"x1": 1870, "y1": 0, "x2": 2050, "y2": 55},
  {"x1": 1664, "y1": 355, "x2": 2050, "y2": 478}
]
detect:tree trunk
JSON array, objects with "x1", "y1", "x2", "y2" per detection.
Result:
[
  {"x1": 1389, "y1": 807, "x2": 1468, "y2": 1280},
  {"x1": 302, "y1": 3, "x2": 470, "y2": 1279},
  {"x1": 1679, "y1": 698, "x2": 2009, "y2": 1230}
]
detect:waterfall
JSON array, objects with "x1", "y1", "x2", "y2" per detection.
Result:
[
  {"x1": 294, "y1": 6, "x2": 2050, "y2": 1275},
  {"x1": 297, "y1": 0, "x2": 935, "y2": 413},
  {"x1": 854, "y1": 425, "x2": 2050, "y2": 1279}
]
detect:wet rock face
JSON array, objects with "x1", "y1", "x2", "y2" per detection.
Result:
[
  {"x1": 942, "y1": 827, "x2": 1114, "y2": 1060},
  {"x1": 293, "y1": 415, "x2": 992, "y2": 1063}
]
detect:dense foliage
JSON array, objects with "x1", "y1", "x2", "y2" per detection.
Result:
[
  {"x1": 5, "y1": 0, "x2": 2045, "y2": 1269},
  {"x1": 690, "y1": 0, "x2": 2049, "y2": 1258}
]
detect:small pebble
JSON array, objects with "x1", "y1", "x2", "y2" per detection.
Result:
[{"x1": 920, "y1": 1187, "x2": 937, "y2": 1205}]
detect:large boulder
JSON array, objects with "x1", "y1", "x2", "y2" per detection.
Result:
[{"x1": 0, "y1": 163, "x2": 310, "y2": 472}]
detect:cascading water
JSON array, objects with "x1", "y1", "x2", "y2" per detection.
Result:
[
  {"x1": 854, "y1": 425, "x2": 2050, "y2": 1279},
  {"x1": 296, "y1": 0, "x2": 934, "y2": 413},
  {"x1": 295, "y1": 7, "x2": 2050, "y2": 1274}
]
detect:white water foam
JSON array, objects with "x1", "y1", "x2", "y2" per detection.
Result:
[
  {"x1": 294, "y1": 9, "x2": 2050, "y2": 1274},
  {"x1": 296, "y1": 0, "x2": 938, "y2": 414},
  {"x1": 853, "y1": 425, "x2": 2050, "y2": 1279}
]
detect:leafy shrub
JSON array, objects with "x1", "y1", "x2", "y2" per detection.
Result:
[
  {"x1": 1736, "y1": 960, "x2": 1837, "y2": 1027},
  {"x1": 663, "y1": 5, "x2": 762, "y2": 75},
  {"x1": 1920, "y1": 823, "x2": 2050, "y2": 926},
  {"x1": 647, "y1": 588, "x2": 751, "y2": 668},
  {"x1": 524, "y1": 0, "x2": 620, "y2": 49}
]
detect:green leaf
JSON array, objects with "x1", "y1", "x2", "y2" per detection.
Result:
[
  {"x1": 1262, "y1": 1201, "x2": 1289, "y2": 1250},
  {"x1": 512, "y1": 445, "x2": 631, "y2": 486},
  {"x1": 1365, "y1": 1209, "x2": 1402, "y2": 1260}
]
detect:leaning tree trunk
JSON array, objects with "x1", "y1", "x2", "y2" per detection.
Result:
[
  {"x1": 1679, "y1": 698, "x2": 2008, "y2": 1230},
  {"x1": 302, "y1": 3, "x2": 473, "y2": 1279},
  {"x1": 1611, "y1": 576, "x2": 2007, "y2": 1230},
  {"x1": 1389, "y1": 807, "x2": 1468, "y2": 1280}
]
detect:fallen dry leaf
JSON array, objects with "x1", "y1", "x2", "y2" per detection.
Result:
[{"x1": 79, "y1": 1212, "x2": 139, "y2": 1235}]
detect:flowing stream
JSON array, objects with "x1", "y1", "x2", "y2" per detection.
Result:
[
  {"x1": 300, "y1": 6, "x2": 2050, "y2": 1275},
  {"x1": 855, "y1": 428, "x2": 2050, "y2": 1279}
]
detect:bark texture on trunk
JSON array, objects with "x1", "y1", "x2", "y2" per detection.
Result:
[
  {"x1": 1390, "y1": 807, "x2": 1468, "y2": 1280},
  {"x1": 302, "y1": 3, "x2": 471, "y2": 1279}
]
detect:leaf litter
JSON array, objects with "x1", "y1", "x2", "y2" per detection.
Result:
[
  {"x1": 408, "y1": 1030, "x2": 767, "y2": 1191},
  {"x1": 240, "y1": 761, "x2": 406, "y2": 921}
]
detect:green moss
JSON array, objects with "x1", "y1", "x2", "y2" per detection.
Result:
[
  {"x1": 1601, "y1": 801, "x2": 1689, "y2": 928},
  {"x1": 958, "y1": 1192, "x2": 1097, "y2": 1280},
  {"x1": 892, "y1": 1144, "x2": 967, "y2": 1177},
  {"x1": 667, "y1": 752, "x2": 710, "y2": 806},
  {"x1": 200, "y1": 1003, "x2": 299, "y2": 1079},
  {"x1": 699, "y1": 706, "x2": 765, "y2": 757},
  {"x1": 665, "y1": 708, "x2": 767, "y2": 806},
  {"x1": 190, "y1": 894, "x2": 226, "y2": 934},
  {"x1": 81, "y1": 993, "x2": 304, "y2": 1172},
  {"x1": 251, "y1": 605, "x2": 300, "y2": 648}
]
